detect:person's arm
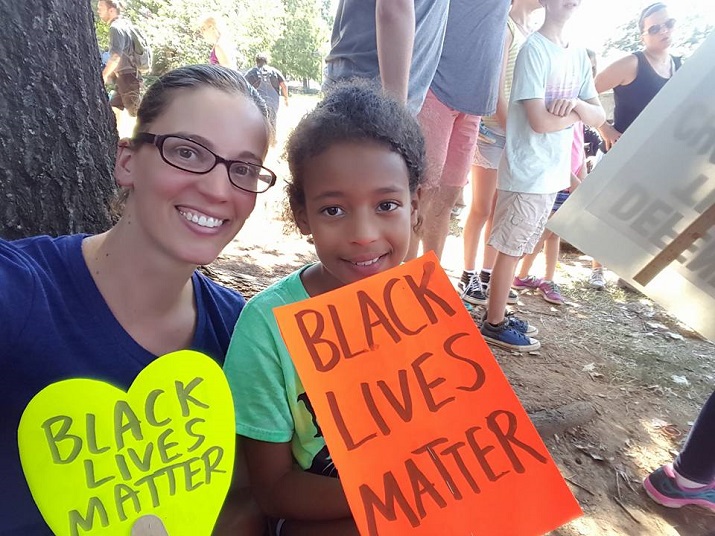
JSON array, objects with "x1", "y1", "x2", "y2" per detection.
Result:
[
  {"x1": 375, "y1": 0, "x2": 415, "y2": 103},
  {"x1": 569, "y1": 163, "x2": 587, "y2": 192},
  {"x1": 594, "y1": 54, "x2": 637, "y2": 95},
  {"x1": 103, "y1": 26, "x2": 122, "y2": 84},
  {"x1": 573, "y1": 96, "x2": 606, "y2": 128},
  {"x1": 213, "y1": 437, "x2": 266, "y2": 536},
  {"x1": 494, "y1": 25, "x2": 515, "y2": 130},
  {"x1": 214, "y1": 41, "x2": 236, "y2": 69},
  {"x1": 279, "y1": 80, "x2": 289, "y2": 105},
  {"x1": 526, "y1": 94, "x2": 604, "y2": 133},
  {"x1": 593, "y1": 55, "x2": 637, "y2": 149},
  {"x1": 244, "y1": 68, "x2": 259, "y2": 89},
  {"x1": 522, "y1": 98, "x2": 580, "y2": 133},
  {"x1": 102, "y1": 54, "x2": 121, "y2": 84},
  {"x1": 243, "y1": 438, "x2": 352, "y2": 520}
]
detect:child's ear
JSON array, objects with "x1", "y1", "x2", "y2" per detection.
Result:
[
  {"x1": 410, "y1": 187, "x2": 421, "y2": 228},
  {"x1": 115, "y1": 138, "x2": 136, "y2": 189},
  {"x1": 291, "y1": 200, "x2": 312, "y2": 236}
]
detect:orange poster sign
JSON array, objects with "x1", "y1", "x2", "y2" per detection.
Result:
[{"x1": 274, "y1": 253, "x2": 582, "y2": 535}]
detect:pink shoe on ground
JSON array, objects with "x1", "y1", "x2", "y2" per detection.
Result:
[
  {"x1": 643, "y1": 464, "x2": 715, "y2": 512},
  {"x1": 538, "y1": 280, "x2": 565, "y2": 305},
  {"x1": 512, "y1": 275, "x2": 542, "y2": 290}
]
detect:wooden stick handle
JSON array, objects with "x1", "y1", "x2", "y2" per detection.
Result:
[
  {"x1": 633, "y1": 203, "x2": 715, "y2": 286},
  {"x1": 131, "y1": 515, "x2": 169, "y2": 536}
]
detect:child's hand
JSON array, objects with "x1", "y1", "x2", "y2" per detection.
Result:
[
  {"x1": 547, "y1": 98, "x2": 578, "y2": 117},
  {"x1": 131, "y1": 515, "x2": 169, "y2": 536}
]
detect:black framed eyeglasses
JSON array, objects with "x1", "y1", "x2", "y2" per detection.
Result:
[
  {"x1": 133, "y1": 133, "x2": 277, "y2": 194},
  {"x1": 645, "y1": 18, "x2": 676, "y2": 35}
]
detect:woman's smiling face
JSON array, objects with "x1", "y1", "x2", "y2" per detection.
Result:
[{"x1": 116, "y1": 87, "x2": 269, "y2": 267}]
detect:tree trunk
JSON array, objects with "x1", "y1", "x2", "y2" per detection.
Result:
[{"x1": 0, "y1": 0, "x2": 117, "y2": 239}]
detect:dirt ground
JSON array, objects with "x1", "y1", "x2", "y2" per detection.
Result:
[{"x1": 210, "y1": 95, "x2": 715, "y2": 535}]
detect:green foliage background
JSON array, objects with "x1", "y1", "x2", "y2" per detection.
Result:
[{"x1": 96, "y1": 0, "x2": 333, "y2": 81}]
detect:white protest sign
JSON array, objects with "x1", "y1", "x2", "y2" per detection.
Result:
[{"x1": 549, "y1": 32, "x2": 715, "y2": 341}]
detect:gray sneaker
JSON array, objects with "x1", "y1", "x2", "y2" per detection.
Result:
[{"x1": 589, "y1": 268, "x2": 606, "y2": 290}]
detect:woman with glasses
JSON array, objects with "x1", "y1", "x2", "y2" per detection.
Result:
[
  {"x1": 594, "y1": 2, "x2": 680, "y2": 150},
  {"x1": 0, "y1": 65, "x2": 273, "y2": 535}
]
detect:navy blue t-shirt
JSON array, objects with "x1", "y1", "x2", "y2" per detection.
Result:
[{"x1": 0, "y1": 234, "x2": 245, "y2": 534}]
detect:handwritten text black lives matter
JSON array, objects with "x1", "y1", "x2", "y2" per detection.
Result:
[
  {"x1": 40, "y1": 378, "x2": 227, "y2": 535},
  {"x1": 290, "y1": 261, "x2": 549, "y2": 535}
]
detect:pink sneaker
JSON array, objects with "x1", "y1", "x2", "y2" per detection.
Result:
[
  {"x1": 644, "y1": 464, "x2": 715, "y2": 512},
  {"x1": 538, "y1": 280, "x2": 565, "y2": 305},
  {"x1": 512, "y1": 275, "x2": 542, "y2": 290}
]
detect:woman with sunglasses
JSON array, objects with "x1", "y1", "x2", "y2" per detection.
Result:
[
  {"x1": 0, "y1": 65, "x2": 273, "y2": 535},
  {"x1": 594, "y1": 2, "x2": 679, "y2": 150}
]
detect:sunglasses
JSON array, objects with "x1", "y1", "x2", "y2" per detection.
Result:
[{"x1": 645, "y1": 18, "x2": 676, "y2": 35}]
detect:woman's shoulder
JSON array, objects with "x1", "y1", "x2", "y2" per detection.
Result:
[
  {"x1": 598, "y1": 54, "x2": 639, "y2": 91},
  {"x1": 1, "y1": 234, "x2": 83, "y2": 275},
  {"x1": 0, "y1": 234, "x2": 85, "y2": 343}
]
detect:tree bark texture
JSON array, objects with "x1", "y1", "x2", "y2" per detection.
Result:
[{"x1": 0, "y1": 0, "x2": 117, "y2": 239}]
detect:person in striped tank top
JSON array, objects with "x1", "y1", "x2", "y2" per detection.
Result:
[{"x1": 460, "y1": 0, "x2": 543, "y2": 307}]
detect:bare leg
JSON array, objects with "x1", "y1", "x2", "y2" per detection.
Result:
[
  {"x1": 486, "y1": 252, "x2": 520, "y2": 325},
  {"x1": 517, "y1": 250, "x2": 539, "y2": 279},
  {"x1": 421, "y1": 185, "x2": 462, "y2": 260},
  {"x1": 462, "y1": 164, "x2": 497, "y2": 270},
  {"x1": 517, "y1": 229, "x2": 550, "y2": 278},
  {"x1": 543, "y1": 231, "x2": 560, "y2": 281},
  {"x1": 482, "y1": 205, "x2": 498, "y2": 270}
]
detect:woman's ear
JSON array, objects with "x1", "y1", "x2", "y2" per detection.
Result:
[{"x1": 114, "y1": 139, "x2": 136, "y2": 189}]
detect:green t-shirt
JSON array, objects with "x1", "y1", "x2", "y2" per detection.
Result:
[{"x1": 223, "y1": 266, "x2": 338, "y2": 476}]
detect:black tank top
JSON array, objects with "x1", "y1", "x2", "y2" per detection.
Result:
[{"x1": 612, "y1": 51, "x2": 681, "y2": 133}]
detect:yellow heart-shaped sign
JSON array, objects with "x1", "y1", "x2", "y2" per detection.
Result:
[{"x1": 18, "y1": 350, "x2": 235, "y2": 536}]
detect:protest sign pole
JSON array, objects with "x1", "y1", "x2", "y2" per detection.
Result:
[{"x1": 634, "y1": 203, "x2": 715, "y2": 286}]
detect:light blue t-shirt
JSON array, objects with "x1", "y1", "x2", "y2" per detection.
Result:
[
  {"x1": 429, "y1": 0, "x2": 510, "y2": 116},
  {"x1": 498, "y1": 32, "x2": 598, "y2": 194},
  {"x1": 324, "y1": 0, "x2": 450, "y2": 114}
]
